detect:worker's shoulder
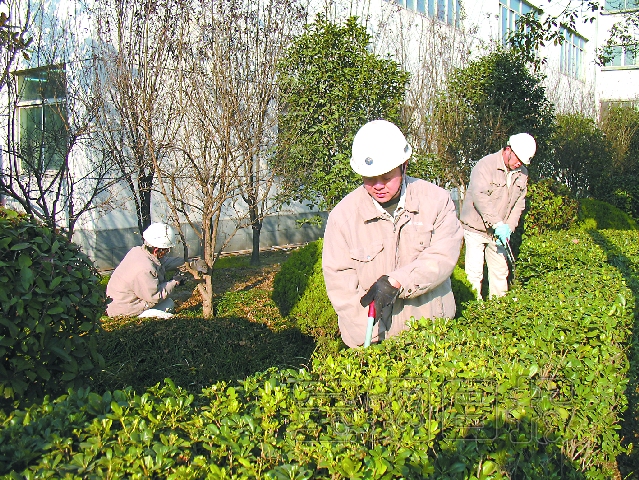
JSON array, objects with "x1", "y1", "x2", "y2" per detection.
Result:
[
  {"x1": 329, "y1": 186, "x2": 367, "y2": 216},
  {"x1": 405, "y1": 176, "x2": 451, "y2": 198}
]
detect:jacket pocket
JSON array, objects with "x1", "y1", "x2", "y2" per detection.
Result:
[
  {"x1": 350, "y1": 243, "x2": 384, "y2": 263},
  {"x1": 402, "y1": 222, "x2": 434, "y2": 259},
  {"x1": 487, "y1": 180, "x2": 506, "y2": 197},
  {"x1": 350, "y1": 243, "x2": 384, "y2": 290}
]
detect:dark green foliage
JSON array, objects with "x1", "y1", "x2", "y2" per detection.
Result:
[
  {"x1": 275, "y1": 16, "x2": 410, "y2": 210},
  {"x1": 0, "y1": 229, "x2": 635, "y2": 478},
  {"x1": 541, "y1": 113, "x2": 611, "y2": 198},
  {"x1": 0, "y1": 208, "x2": 105, "y2": 407},
  {"x1": 522, "y1": 178, "x2": 579, "y2": 236},
  {"x1": 450, "y1": 265, "x2": 476, "y2": 314},
  {"x1": 93, "y1": 308, "x2": 315, "y2": 394},
  {"x1": 272, "y1": 239, "x2": 342, "y2": 358},
  {"x1": 578, "y1": 198, "x2": 639, "y2": 231},
  {"x1": 599, "y1": 105, "x2": 639, "y2": 219},
  {"x1": 272, "y1": 241, "x2": 322, "y2": 317},
  {"x1": 435, "y1": 49, "x2": 555, "y2": 187}
]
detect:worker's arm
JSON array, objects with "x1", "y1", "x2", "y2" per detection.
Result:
[
  {"x1": 132, "y1": 269, "x2": 178, "y2": 307},
  {"x1": 390, "y1": 192, "x2": 463, "y2": 300}
]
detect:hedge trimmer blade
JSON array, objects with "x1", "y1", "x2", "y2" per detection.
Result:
[{"x1": 505, "y1": 239, "x2": 516, "y2": 286}]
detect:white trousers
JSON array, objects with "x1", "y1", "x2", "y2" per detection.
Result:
[
  {"x1": 138, "y1": 298, "x2": 175, "y2": 319},
  {"x1": 463, "y1": 230, "x2": 509, "y2": 300}
]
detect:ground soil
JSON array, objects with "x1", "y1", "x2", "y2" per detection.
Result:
[{"x1": 173, "y1": 249, "x2": 295, "y2": 313}]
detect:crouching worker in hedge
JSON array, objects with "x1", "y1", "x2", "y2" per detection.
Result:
[
  {"x1": 322, "y1": 120, "x2": 464, "y2": 348},
  {"x1": 106, "y1": 222, "x2": 188, "y2": 319}
]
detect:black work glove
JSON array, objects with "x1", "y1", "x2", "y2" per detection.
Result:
[
  {"x1": 360, "y1": 275, "x2": 400, "y2": 324},
  {"x1": 172, "y1": 273, "x2": 188, "y2": 286}
]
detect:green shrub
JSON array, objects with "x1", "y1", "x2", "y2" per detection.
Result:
[
  {"x1": 0, "y1": 208, "x2": 105, "y2": 407},
  {"x1": 450, "y1": 264, "x2": 476, "y2": 313},
  {"x1": 272, "y1": 240, "x2": 322, "y2": 317},
  {"x1": 522, "y1": 178, "x2": 579, "y2": 235},
  {"x1": 578, "y1": 198, "x2": 638, "y2": 231},
  {"x1": 0, "y1": 229, "x2": 635, "y2": 478},
  {"x1": 272, "y1": 239, "x2": 342, "y2": 358}
]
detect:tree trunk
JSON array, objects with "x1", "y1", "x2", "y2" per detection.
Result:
[
  {"x1": 250, "y1": 219, "x2": 262, "y2": 266},
  {"x1": 198, "y1": 275, "x2": 214, "y2": 318}
]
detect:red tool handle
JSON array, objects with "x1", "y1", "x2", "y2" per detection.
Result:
[{"x1": 368, "y1": 303, "x2": 376, "y2": 318}]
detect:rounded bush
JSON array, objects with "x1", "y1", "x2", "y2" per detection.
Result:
[
  {"x1": 0, "y1": 208, "x2": 105, "y2": 407},
  {"x1": 577, "y1": 198, "x2": 638, "y2": 231},
  {"x1": 272, "y1": 239, "x2": 342, "y2": 357}
]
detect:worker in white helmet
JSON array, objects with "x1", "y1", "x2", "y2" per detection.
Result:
[
  {"x1": 322, "y1": 119, "x2": 463, "y2": 348},
  {"x1": 460, "y1": 133, "x2": 537, "y2": 300},
  {"x1": 106, "y1": 222, "x2": 187, "y2": 318}
]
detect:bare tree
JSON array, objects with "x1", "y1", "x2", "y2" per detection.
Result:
[
  {"x1": 230, "y1": 0, "x2": 306, "y2": 265},
  {"x1": 149, "y1": 0, "x2": 305, "y2": 317},
  {"x1": 91, "y1": 0, "x2": 187, "y2": 236},
  {"x1": 0, "y1": 0, "x2": 33, "y2": 93},
  {"x1": 1, "y1": 0, "x2": 119, "y2": 238}
]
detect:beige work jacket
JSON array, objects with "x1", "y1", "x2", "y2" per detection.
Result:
[
  {"x1": 106, "y1": 246, "x2": 184, "y2": 317},
  {"x1": 460, "y1": 150, "x2": 528, "y2": 238},
  {"x1": 322, "y1": 176, "x2": 463, "y2": 347}
]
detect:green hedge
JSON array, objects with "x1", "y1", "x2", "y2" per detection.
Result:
[
  {"x1": 578, "y1": 198, "x2": 638, "y2": 231},
  {"x1": 272, "y1": 239, "x2": 343, "y2": 358},
  {"x1": 0, "y1": 229, "x2": 635, "y2": 478},
  {"x1": 0, "y1": 208, "x2": 105, "y2": 408}
]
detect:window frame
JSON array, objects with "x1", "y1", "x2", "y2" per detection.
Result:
[
  {"x1": 603, "y1": 0, "x2": 639, "y2": 13},
  {"x1": 391, "y1": 0, "x2": 462, "y2": 27},
  {"x1": 499, "y1": 0, "x2": 538, "y2": 46},
  {"x1": 14, "y1": 65, "x2": 68, "y2": 174},
  {"x1": 602, "y1": 44, "x2": 639, "y2": 69},
  {"x1": 560, "y1": 27, "x2": 587, "y2": 80}
]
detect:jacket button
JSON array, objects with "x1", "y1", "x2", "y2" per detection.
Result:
[
  {"x1": 367, "y1": 255, "x2": 371, "y2": 260},
  {"x1": 408, "y1": 289, "x2": 412, "y2": 293}
]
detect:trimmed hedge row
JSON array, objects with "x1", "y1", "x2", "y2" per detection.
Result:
[{"x1": 0, "y1": 229, "x2": 635, "y2": 478}]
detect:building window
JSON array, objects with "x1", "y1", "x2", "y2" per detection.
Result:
[
  {"x1": 499, "y1": 0, "x2": 537, "y2": 46},
  {"x1": 560, "y1": 28, "x2": 586, "y2": 79},
  {"x1": 604, "y1": 45, "x2": 639, "y2": 68},
  {"x1": 15, "y1": 65, "x2": 68, "y2": 173},
  {"x1": 392, "y1": 0, "x2": 462, "y2": 26},
  {"x1": 604, "y1": 0, "x2": 639, "y2": 12}
]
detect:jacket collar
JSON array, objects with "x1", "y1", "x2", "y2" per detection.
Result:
[{"x1": 358, "y1": 176, "x2": 419, "y2": 222}]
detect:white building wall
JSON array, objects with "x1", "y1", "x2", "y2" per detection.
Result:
[{"x1": 3, "y1": 0, "x2": 639, "y2": 268}]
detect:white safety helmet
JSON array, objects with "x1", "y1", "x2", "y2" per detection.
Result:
[
  {"x1": 350, "y1": 120, "x2": 412, "y2": 177},
  {"x1": 508, "y1": 133, "x2": 536, "y2": 165},
  {"x1": 142, "y1": 223, "x2": 177, "y2": 249}
]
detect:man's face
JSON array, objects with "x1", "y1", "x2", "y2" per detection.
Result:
[
  {"x1": 505, "y1": 147, "x2": 523, "y2": 171},
  {"x1": 154, "y1": 247, "x2": 170, "y2": 259},
  {"x1": 362, "y1": 165, "x2": 403, "y2": 204}
]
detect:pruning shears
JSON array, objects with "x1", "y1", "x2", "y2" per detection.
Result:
[
  {"x1": 364, "y1": 303, "x2": 376, "y2": 347},
  {"x1": 505, "y1": 239, "x2": 516, "y2": 286}
]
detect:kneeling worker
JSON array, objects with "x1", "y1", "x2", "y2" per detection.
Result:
[
  {"x1": 106, "y1": 222, "x2": 188, "y2": 318},
  {"x1": 322, "y1": 120, "x2": 464, "y2": 348}
]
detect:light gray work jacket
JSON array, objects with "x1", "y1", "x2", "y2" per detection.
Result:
[
  {"x1": 106, "y1": 246, "x2": 184, "y2": 317},
  {"x1": 460, "y1": 149, "x2": 528, "y2": 238},
  {"x1": 322, "y1": 176, "x2": 463, "y2": 348}
]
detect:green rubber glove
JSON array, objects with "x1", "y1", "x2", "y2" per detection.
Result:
[{"x1": 494, "y1": 223, "x2": 511, "y2": 245}]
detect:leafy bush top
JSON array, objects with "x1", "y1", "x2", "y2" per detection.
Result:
[
  {"x1": 578, "y1": 198, "x2": 638, "y2": 231},
  {"x1": 0, "y1": 208, "x2": 105, "y2": 407}
]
